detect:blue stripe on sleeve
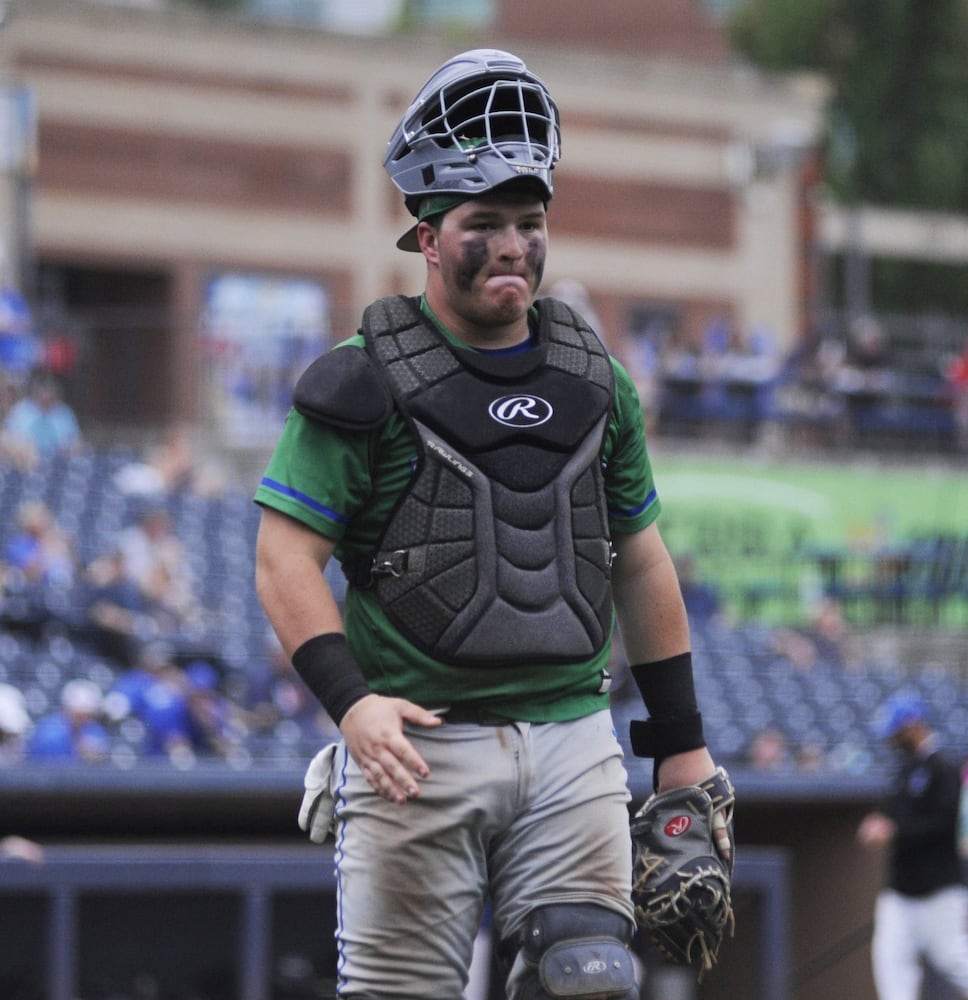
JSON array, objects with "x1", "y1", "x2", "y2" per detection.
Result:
[
  {"x1": 609, "y1": 486, "x2": 658, "y2": 520},
  {"x1": 259, "y1": 477, "x2": 349, "y2": 524}
]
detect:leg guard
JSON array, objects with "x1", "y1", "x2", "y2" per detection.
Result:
[{"x1": 504, "y1": 903, "x2": 638, "y2": 1000}]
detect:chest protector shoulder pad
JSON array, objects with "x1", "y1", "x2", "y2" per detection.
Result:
[{"x1": 357, "y1": 294, "x2": 615, "y2": 668}]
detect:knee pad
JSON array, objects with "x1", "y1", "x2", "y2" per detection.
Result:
[{"x1": 504, "y1": 903, "x2": 638, "y2": 1000}]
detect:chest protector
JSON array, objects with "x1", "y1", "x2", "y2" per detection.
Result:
[{"x1": 354, "y1": 295, "x2": 614, "y2": 668}]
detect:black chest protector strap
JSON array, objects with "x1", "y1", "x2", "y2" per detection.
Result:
[{"x1": 353, "y1": 294, "x2": 615, "y2": 669}]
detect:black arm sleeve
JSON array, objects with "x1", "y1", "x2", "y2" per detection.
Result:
[{"x1": 291, "y1": 633, "x2": 372, "y2": 726}]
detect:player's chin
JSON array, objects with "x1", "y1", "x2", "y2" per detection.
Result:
[{"x1": 483, "y1": 285, "x2": 534, "y2": 320}]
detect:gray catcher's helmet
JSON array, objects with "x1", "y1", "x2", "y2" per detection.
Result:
[{"x1": 384, "y1": 48, "x2": 561, "y2": 216}]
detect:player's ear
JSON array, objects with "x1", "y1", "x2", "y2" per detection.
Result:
[{"x1": 417, "y1": 220, "x2": 440, "y2": 263}]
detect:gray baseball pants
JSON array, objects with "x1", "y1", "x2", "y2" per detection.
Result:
[{"x1": 329, "y1": 709, "x2": 636, "y2": 998}]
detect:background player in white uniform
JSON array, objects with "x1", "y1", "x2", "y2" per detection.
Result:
[{"x1": 858, "y1": 691, "x2": 968, "y2": 1000}]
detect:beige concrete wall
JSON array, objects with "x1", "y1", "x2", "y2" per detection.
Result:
[{"x1": 4, "y1": 0, "x2": 827, "y2": 355}]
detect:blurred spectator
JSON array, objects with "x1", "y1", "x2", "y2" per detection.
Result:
[
  {"x1": 767, "y1": 325, "x2": 845, "y2": 444},
  {"x1": 26, "y1": 678, "x2": 110, "y2": 762},
  {"x1": 693, "y1": 316, "x2": 775, "y2": 434},
  {"x1": 80, "y1": 501, "x2": 204, "y2": 661},
  {"x1": 945, "y1": 337, "x2": 968, "y2": 451},
  {"x1": 1, "y1": 370, "x2": 81, "y2": 469},
  {"x1": 825, "y1": 740, "x2": 873, "y2": 775},
  {"x1": 742, "y1": 324, "x2": 782, "y2": 426},
  {"x1": 181, "y1": 659, "x2": 246, "y2": 758},
  {"x1": 746, "y1": 726, "x2": 791, "y2": 772},
  {"x1": 778, "y1": 326, "x2": 845, "y2": 387},
  {"x1": 3, "y1": 500, "x2": 77, "y2": 589},
  {"x1": 746, "y1": 324, "x2": 779, "y2": 366},
  {"x1": 114, "y1": 422, "x2": 228, "y2": 499},
  {"x1": 107, "y1": 644, "x2": 242, "y2": 762},
  {"x1": 959, "y1": 762, "x2": 968, "y2": 863},
  {"x1": 771, "y1": 597, "x2": 851, "y2": 670},
  {"x1": 80, "y1": 548, "x2": 168, "y2": 663},
  {"x1": 130, "y1": 679, "x2": 195, "y2": 762},
  {"x1": 0, "y1": 369, "x2": 19, "y2": 424},
  {"x1": 844, "y1": 313, "x2": 892, "y2": 374},
  {"x1": 116, "y1": 502, "x2": 199, "y2": 626},
  {"x1": 154, "y1": 423, "x2": 203, "y2": 494},
  {"x1": 701, "y1": 315, "x2": 742, "y2": 361},
  {"x1": 0, "y1": 250, "x2": 40, "y2": 388},
  {"x1": 675, "y1": 553, "x2": 723, "y2": 627},
  {"x1": 701, "y1": 316, "x2": 779, "y2": 383},
  {"x1": 658, "y1": 323, "x2": 702, "y2": 379},
  {"x1": 242, "y1": 631, "x2": 335, "y2": 739},
  {"x1": 653, "y1": 315, "x2": 781, "y2": 438},
  {"x1": 106, "y1": 641, "x2": 198, "y2": 760},
  {"x1": 857, "y1": 691, "x2": 968, "y2": 1000},
  {"x1": 795, "y1": 743, "x2": 827, "y2": 774},
  {"x1": 0, "y1": 681, "x2": 31, "y2": 766},
  {"x1": 835, "y1": 314, "x2": 893, "y2": 442},
  {"x1": 105, "y1": 639, "x2": 175, "y2": 712},
  {"x1": 623, "y1": 310, "x2": 672, "y2": 434}
]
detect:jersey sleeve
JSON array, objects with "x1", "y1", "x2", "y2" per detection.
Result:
[
  {"x1": 604, "y1": 357, "x2": 661, "y2": 534},
  {"x1": 253, "y1": 407, "x2": 373, "y2": 542}
]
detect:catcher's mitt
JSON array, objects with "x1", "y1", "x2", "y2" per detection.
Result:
[{"x1": 630, "y1": 766, "x2": 735, "y2": 978}]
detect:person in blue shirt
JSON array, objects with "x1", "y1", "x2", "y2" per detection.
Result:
[
  {"x1": 27, "y1": 678, "x2": 109, "y2": 762},
  {"x1": 2, "y1": 371, "x2": 80, "y2": 468}
]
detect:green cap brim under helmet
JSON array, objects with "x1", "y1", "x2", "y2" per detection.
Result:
[
  {"x1": 395, "y1": 194, "x2": 471, "y2": 252},
  {"x1": 395, "y1": 179, "x2": 550, "y2": 253}
]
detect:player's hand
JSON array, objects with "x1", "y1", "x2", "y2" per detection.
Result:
[
  {"x1": 655, "y1": 746, "x2": 718, "y2": 791},
  {"x1": 857, "y1": 811, "x2": 895, "y2": 849},
  {"x1": 340, "y1": 694, "x2": 442, "y2": 804},
  {"x1": 656, "y1": 747, "x2": 731, "y2": 864}
]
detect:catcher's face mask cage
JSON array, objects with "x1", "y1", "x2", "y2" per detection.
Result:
[{"x1": 384, "y1": 48, "x2": 561, "y2": 215}]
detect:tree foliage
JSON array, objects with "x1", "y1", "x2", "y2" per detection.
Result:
[{"x1": 730, "y1": 0, "x2": 968, "y2": 212}]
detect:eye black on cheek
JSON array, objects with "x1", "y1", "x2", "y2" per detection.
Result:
[
  {"x1": 455, "y1": 238, "x2": 489, "y2": 293},
  {"x1": 525, "y1": 237, "x2": 546, "y2": 289}
]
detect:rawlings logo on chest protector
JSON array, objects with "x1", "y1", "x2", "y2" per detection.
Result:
[{"x1": 488, "y1": 394, "x2": 554, "y2": 428}]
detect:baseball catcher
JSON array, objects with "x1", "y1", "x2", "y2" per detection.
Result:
[
  {"x1": 258, "y1": 43, "x2": 735, "y2": 998},
  {"x1": 630, "y1": 766, "x2": 736, "y2": 978}
]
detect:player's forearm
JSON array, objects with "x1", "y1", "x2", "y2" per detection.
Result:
[
  {"x1": 255, "y1": 509, "x2": 343, "y2": 654},
  {"x1": 256, "y1": 552, "x2": 344, "y2": 655},
  {"x1": 614, "y1": 584, "x2": 690, "y2": 663},
  {"x1": 611, "y1": 531, "x2": 691, "y2": 663},
  {"x1": 255, "y1": 524, "x2": 370, "y2": 724},
  {"x1": 611, "y1": 526, "x2": 707, "y2": 773}
]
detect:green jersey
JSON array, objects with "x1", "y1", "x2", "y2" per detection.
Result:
[{"x1": 255, "y1": 311, "x2": 660, "y2": 721}]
